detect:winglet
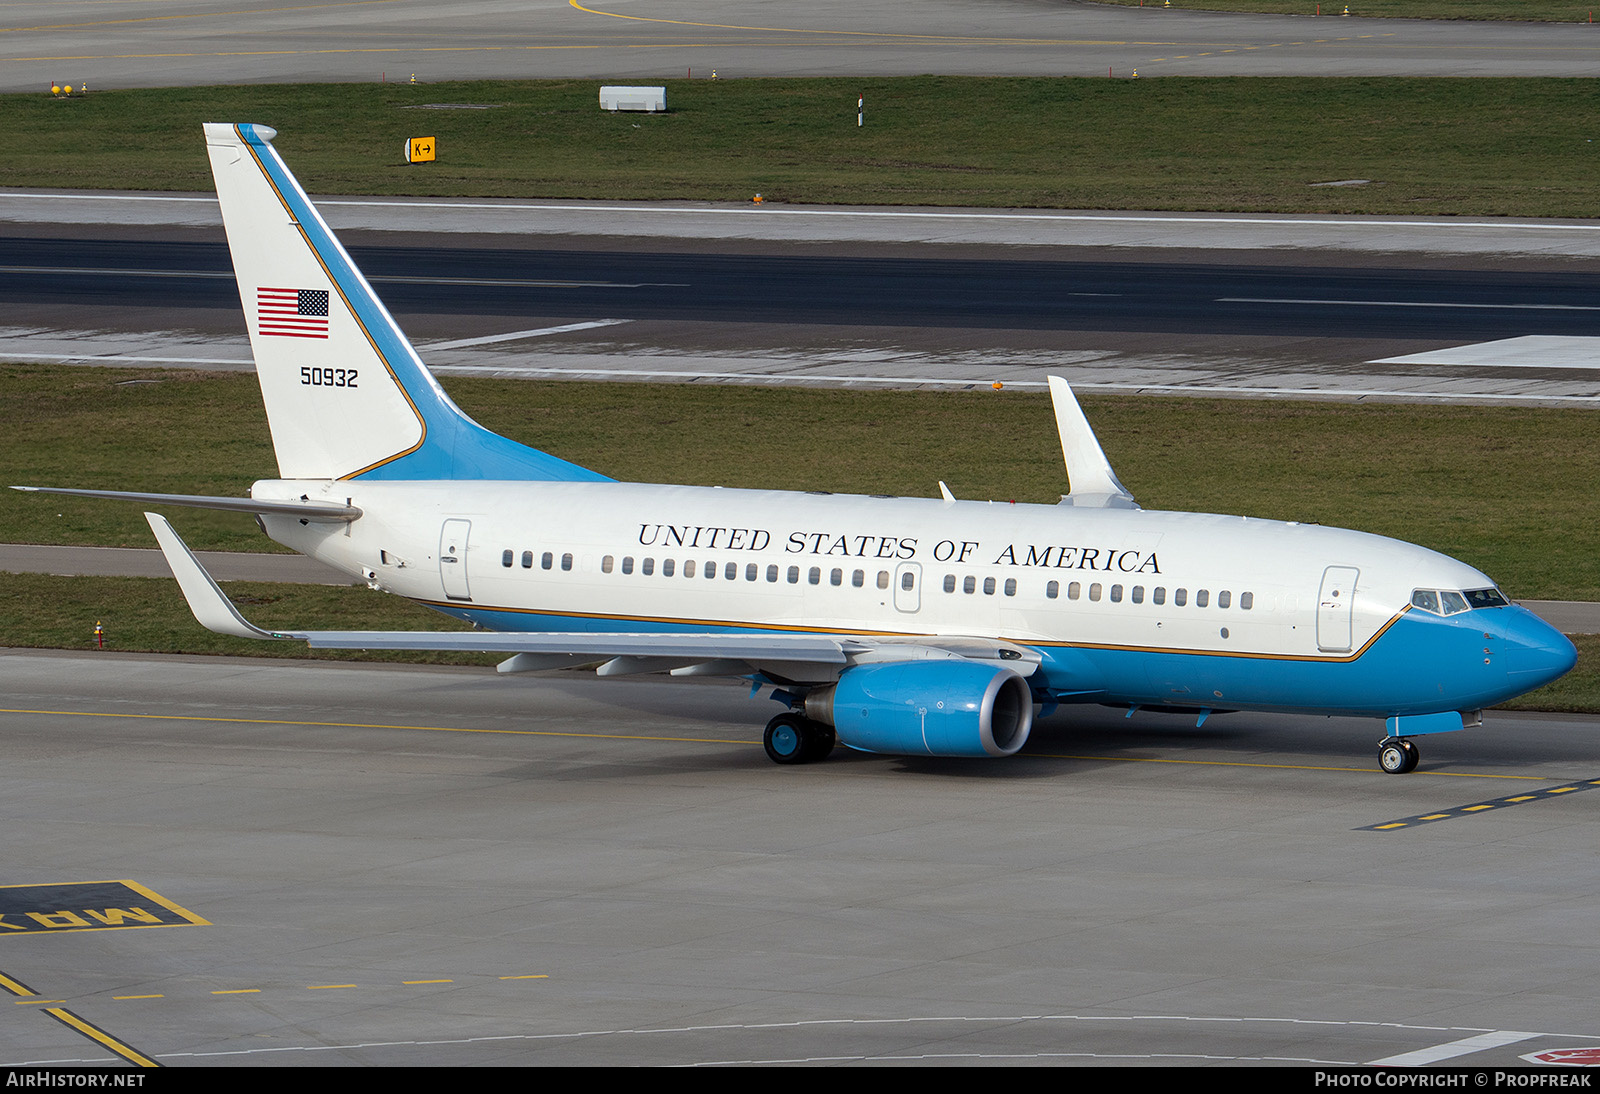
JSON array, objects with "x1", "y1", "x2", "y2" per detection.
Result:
[
  {"x1": 144, "y1": 512, "x2": 295, "y2": 641},
  {"x1": 1047, "y1": 376, "x2": 1138, "y2": 510}
]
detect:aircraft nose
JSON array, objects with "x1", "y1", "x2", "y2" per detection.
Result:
[{"x1": 1498, "y1": 606, "x2": 1578, "y2": 689}]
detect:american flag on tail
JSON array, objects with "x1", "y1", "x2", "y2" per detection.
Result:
[{"x1": 257, "y1": 287, "x2": 330, "y2": 339}]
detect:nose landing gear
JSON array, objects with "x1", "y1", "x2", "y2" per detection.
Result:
[{"x1": 1378, "y1": 736, "x2": 1419, "y2": 774}]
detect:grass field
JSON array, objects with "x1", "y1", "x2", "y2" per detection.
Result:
[
  {"x1": 1091, "y1": 0, "x2": 1595, "y2": 18},
  {"x1": 5, "y1": 364, "x2": 1594, "y2": 709},
  {"x1": 6, "y1": 77, "x2": 1600, "y2": 215},
  {"x1": 5, "y1": 364, "x2": 1598, "y2": 601}
]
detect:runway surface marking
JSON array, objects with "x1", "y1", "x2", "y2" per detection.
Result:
[
  {"x1": 426, "y1": 319, "x2": 631, "y2": 350},
  {"x1": 1376, "y1": 335, "x2": 1600, "y2": 370},
  {"x1": 1222, "y1": 297, "x2": 1600, "y2": 312},
  {"x1": 14, "y1": 189, "x2": 1600, "y2": 238},
  {"x1": 121, "y1": 1011, "x2": 1600, "y2": 1066},
  {"x1": 427, "y1": 366, "x2": 1600, "y2": 405},
  {"x1": 1369, "y1": 1029, "x2": 1539, "y2": 1067},
  {"x1": 7, "y1": 348, "x2": 1600, "y2": 404},
  {"x1": 0, "y1": 880, "x2": 210, "y2": 935},
  {"x1": 0, "y1": 707, "x2": 1564, "y2": 780},
  {"x1": 1359, "y1": 777, "x2": 1600, "y2": 831},
  {"x1": 0, "y1": 967, "x2": 157, "y2": 1067}
]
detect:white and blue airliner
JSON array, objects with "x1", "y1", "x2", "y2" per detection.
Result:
[{"x1": 17, "y1": 124, "x2": 1578, "y2": 774}]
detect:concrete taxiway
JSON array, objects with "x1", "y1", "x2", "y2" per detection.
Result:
[
  {"x1": 3, "y1": 647, "x2": 1600, "y2": 1067},
  {"x1": 3, "y1": 0, "x2": 1598, "y2": 92}
]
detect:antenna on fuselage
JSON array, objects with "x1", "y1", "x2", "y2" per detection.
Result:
[{"x1": 1048, "y1": 376, "x2": 1138, "y2": 510}]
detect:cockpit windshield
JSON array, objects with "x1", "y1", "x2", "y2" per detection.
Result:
[{"x1": 1410, "y1": 587, "x2": 1509, "y2": 615}]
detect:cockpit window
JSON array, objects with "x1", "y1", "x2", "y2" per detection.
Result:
[{"x1": 1411, "y1": 587, "x2": 1509, "y2": 615}]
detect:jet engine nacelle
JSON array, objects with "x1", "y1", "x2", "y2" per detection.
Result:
[{"x1": 805, "y1": 660, "x2": 1034, "y2": 758}]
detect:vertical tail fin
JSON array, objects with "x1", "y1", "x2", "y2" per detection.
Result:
[{"x1": 203, "y1": 122, "x2": 607, "y2": 483}]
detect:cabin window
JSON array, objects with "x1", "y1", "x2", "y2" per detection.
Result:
[
  {"x1": 602, "y1": 555, "x2": 614, "y2": 574},
  {"x1": 519, "y1": 551, "x2": 531, "y2": 569},
  {"x1": 1089, "y1": 583, "x2": 1102, "y2": 602},
  {"x1": 1218, "y1": 590, "x2": 1231, "y2": 609},
  {"x1": 642, "y1": 557, "x2": 654, "y2": 576},
  {"x1": 809, "y1": 567, "x2": 821, "y2": 585},
  {"x1": 788, "y1": 566, "x2": 800, "y2": 584},
  {"x1": 831, "y1": 568, "x2": 843, "y2": 586},
  {"x1": 1440, "y1": 590, "x2": 1469, "y2": 614},
  {"x1": 746, "y1": 563, "x2": 758, "y2": 581},
  {"x1": 501, "y1": 549, "x2": 513, "y2": 568},
  {"x1": 1110, "y1": 584, "x2": 1123, "y2": 603},
  {"x1": 541, "y1": 551, "x2": 553, "y2": 570},
  {"x1": 901, "y1": 571, "x2": 915, "y2": 591},
  {"x1": 1046, "y1": 581, "x2": 1059, "y2": 599},
  {"x1": 561, "y1": 553, "x2": 573, "y2": 572},
  {"x1": 983, "y1": 577, "x2": 996, "y2": 595},
  {"x1": 1067, "y1": 581, "x2": 1081, "y2": 601},
  {"x1": 662, "y1": 558, "x2": 675, "y2": 577},
  {"x1": 877, "y1": 571, "x2": 890, "y2": 590},
  {"x1": 1241, "y1": 591, "x2": 1254, "y2": 610},
  {"x1": 1466, "y1": 587, "x2": 1509, "y2": 609},
  {"x1": 622, "y1": 556, "x2": 635, "y2": 574},
  {"x1": 1196, "y1": 589, "x2": 1209, "y2": 608},
  {"x1": 944, "y1": 574, "x2": 957, "y2": 593},
  {"x1": 1004, "y1": 578, "x2": 1016, "y2": 597},
  {"x1": 1132, "y1": 586, "x2": 1144, "y2": 604},
  {"x1": 682, "y1": 560, "x2": 695, "y2": 578},
  {"x1": 768, "y1": 564, "x2": 780, "y2": 582},
  {"x1": 726, "y1": 562, "x2": 739, "y2": 580},
  {"x1": 852, "y1": 569, "x2": 865, "y2": 588},
  {"x1": 963, "y1": 575, "x2": 976, "y2": 594},
  {"x1": 1174, "y1": 588, "x2": 1188, "y2": 607},
  {"x1": 1153, "y1": 587, "x2": 1166, "y2": 605}
]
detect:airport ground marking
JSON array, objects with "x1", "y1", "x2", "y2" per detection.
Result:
[
  {"x1": 145, "y1": 1011, "x2": 1600, "y2": 1064},
  {"x1": 0, "y1": 968, "x2": 161, "y2": 1066},
  {"x1": 41, "y1": 1008, "x2": 159, "y2": 1068},
  {"x1": 0, "y1": 708, "x2": 748, "y2": 746},
  {"x1": 0, "y1": 879, "x2": 210, "y2": 935},
  {"x1": 1360, "y1": 777, "x2": 1600, "y2": 830},
  {"x1": 5, "y1": 707, "x2": 1574, "y2": 780}
]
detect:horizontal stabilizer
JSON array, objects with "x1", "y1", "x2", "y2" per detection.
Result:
[{"x1": 17, "y1": 486, "x2": 360, "y2": 522}]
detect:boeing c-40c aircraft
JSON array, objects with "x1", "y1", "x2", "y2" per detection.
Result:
[{"x1": 18, "y1": 124, "x2": 1578, "y2": 773}]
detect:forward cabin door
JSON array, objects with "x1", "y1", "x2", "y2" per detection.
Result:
[
  {"x1": 1317, "y1": 566, "x2": 1359, "y2": 652},
  {"x1": 440, "y1": 519, "x2": 472, "y2": 601}
]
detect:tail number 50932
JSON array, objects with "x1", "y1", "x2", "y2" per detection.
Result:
[{"x1": 300, "y1": 367, "x2": 357, "y2": 388}]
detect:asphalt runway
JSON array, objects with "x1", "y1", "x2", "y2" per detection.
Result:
[
  {"x1": 3, "y1": 0, "x2": 1598, "y2": 92},
  {"x1": 4, "y1": 647, "x2": 1600, "y2": 1067},
  {"x1": 12, "y1": 235, "x2": 1600, "y2": 342},
  {"x1": 6, "y1": 209, "x2": 1600, "y2": 404}
]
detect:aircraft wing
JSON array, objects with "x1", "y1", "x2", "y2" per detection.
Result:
[{"x1": 144, "y1": 513, "x2": 1040, "y2": 679}]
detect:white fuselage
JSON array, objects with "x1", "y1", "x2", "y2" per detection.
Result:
[{"x1": 255, "y1": 477, "x2": 1489, "y2": 664}]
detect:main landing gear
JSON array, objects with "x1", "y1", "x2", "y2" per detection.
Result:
[
  {"x1": 763, "y1": 712, "x2": 836, "y2": 765},
  {"x1": 1378, "y1": 736, "x2": 1419, "y2": 775}
]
